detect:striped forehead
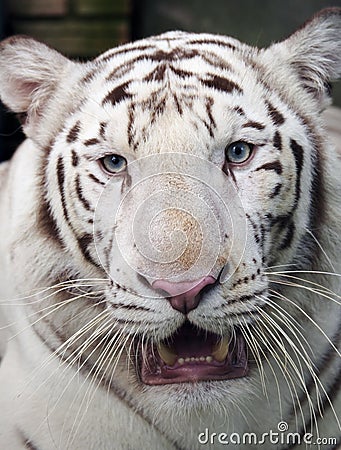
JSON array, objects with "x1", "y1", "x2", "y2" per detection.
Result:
[
  {"x1": 70, "y1": 31, "x2": 301, "y2": 157},
  {"x1": 82, "y1": 31, "x2": 259, "y2": 109},
  {"x1": 95, "y1": 31, "x2": 247, "y2": 78}
]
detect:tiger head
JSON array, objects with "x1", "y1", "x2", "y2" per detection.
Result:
[{"x1": 0, "y1": 8, "x2": 340, "y2": 424}]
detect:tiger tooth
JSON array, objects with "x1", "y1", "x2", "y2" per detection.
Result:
[
  {"x1": 157, "y1": 343, "x2": 178, "y2": 366},
  {"x1": 212, "y1": 337, "x2": 229, "y2": 362}
]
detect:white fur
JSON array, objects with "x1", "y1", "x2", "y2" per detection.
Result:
[{"x1": 0, "y1": 9, "x2": 340, "y2": 450}]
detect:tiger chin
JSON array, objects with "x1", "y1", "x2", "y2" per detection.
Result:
[{"x1": 0, "y1": 8, "x2": 340, "y2": 450}]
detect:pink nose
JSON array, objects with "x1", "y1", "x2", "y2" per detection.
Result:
[{"x1": 152, "y1": 276, "x2": 216, "y2": 314}]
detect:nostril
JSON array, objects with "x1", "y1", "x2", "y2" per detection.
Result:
[
  {"x1": 152, "y1": 278, "x2": 212, "y2": 297},
  {"x1": 152, "y1": 276, "x2": 216, "y2": 314}
]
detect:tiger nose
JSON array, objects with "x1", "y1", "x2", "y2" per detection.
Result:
[{"x1": 152, "y1": 276, "x2": 216, "y2": 314}]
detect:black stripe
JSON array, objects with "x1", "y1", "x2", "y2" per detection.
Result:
[
  {"x1": 173, "y1": 94, "x2": 183, "y2": 115},
  {"x1": 255, "y1": 161, "x2": 283, "y2": 175},
  {"x1": 102, "y1": 82, "x2": 132, "y2": 106},
  {"x1": 150, "y1": 97, "x2": 167, "y2": 124},
  {"x1": 144, "y1": 64, "x2": 167, "y2": 82},
  {"x1": 228, "y1": 308, "x2": 263, "y2": 318},
  {"x1": 37, "y1": 155, "x2": 63, "y2": 246},
  {"x1": 24, "y1": 439, "x2": 40, "y2": 450},
  {"x1": 206, "y1": 97, "x2": 216, "y2": 134},
  {"x1": 148, "y1": 48, "x2": 198, "y2": 62},
  {"x1": 247, "y1": 215, "x2": 261, "y2": 245},
  {"x1": 37, "y1": 193, "x2": 63, "y2": 245},
  {"x1": 57, "y1": 156, "x2": 72, "y2": 227},
  {"x1": 127, "y1": 104, "x2": 135, "y2": 148},
  {"x1": 269, "y1": 183, "x2": 282, "y2": 198},
  {"x1": 34, "y1": 142, "x2": 64, "y2": 246},
  {"x1": 18, "y1": 429, "x2": 40, "y2": 450},
  {"x1": 308, "y1": 132, "x2": 325, "y2": 236},
  {"x1": 200, "y1": 51, "x2": 232, "y2": 71},
  {"x1": 259, "y1": 222, "x2": 267, "y2": 250},
  {"x1": 110, "y1": 302, "x2": 152, "y2": 312},
  {"x1": 234, "y1": 106, "x2": 246, "y2": 116},
  {"x1": 226, "y1": 166, "x2": 237, "y2": 185},
  {"x1": 273, "y1": 131, "x2": 282, "y2": 151},
  {"x1": 84, "y1": 138, "x2": 100, "y2": 146},
  {"x1": 57, "y1": 157, "x2": 99, "y2": 268},
  {"x1": 71, "y1": 150, "x2": 79, "y2": 167},
  {"x1": 99, "y1": 45, "x2": 156, "y2": 63},
  {"x1": 107, "y1": 57, "x2": 141, "y2": 80},
  {"x1": 75, "y1": 175, "x2": 93, "y2": 212},
  {"x1": 169, "y1": 66, "x2": 196, "y2": 79},
  {"x1": 242, "y1": 121, "x2": 265, "y2": 130},
  {"x1": 99, "y1": 121, "x2": 107, "y2": 138},
  {"x1": 265, "y1": 101, "x2": 285, "y2": 126},
  {"x1": 66, "y1": 121, "x2": 81, "y2": 143},
  {"x1": 77, "y1": 233, "x2": 100, "y2": 268},
  {"x1": 279, "y1": 220, "x2": 295, "y2": 249},
  {"x1": 246, "y1": 213, "x2": 259, "y2": 235},
  {"x1": 88, "y1": 173, "x2": 105, "y2": 186},
  {"x1": 104, "y1": 232, "x2": 115, "y2": 269},
  {"x1": 290, "y1": 139, "x2": 304, "y2": 208},
  {"x1": 81, "y1": 68, "x2": 97, "y2": 84},
  {"x1": 106, "y1": 47, "x2": 206, "y2": 82},
  {"x1": 201, "y1": 75, "x2": 243, "y2": 94},
  {"x1": 226, "y1": 289, "x2": 267, "y2": 305},
  {"x1": 270, "y1": 213, "x2": 292, "y2": 231},
  {"x1": 187, "y1": 38, "x2": 237, "y2": 51}
]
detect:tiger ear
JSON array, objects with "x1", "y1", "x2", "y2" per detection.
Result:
[
  {"x1": 0, "y1": 36, "x2": 73, "y2": 128},
  {"x1": 264, "y1": 8, "x2": 341, "y2": 107}
]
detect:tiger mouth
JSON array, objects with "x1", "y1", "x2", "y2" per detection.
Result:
[{"x1": 140, "y1": 322, "x2": 248, "y2": 385}]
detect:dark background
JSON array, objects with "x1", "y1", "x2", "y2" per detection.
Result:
[{"x1": 1, "y1": 0, "x2": 340, "y2": 161}]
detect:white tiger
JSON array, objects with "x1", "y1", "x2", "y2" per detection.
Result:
[{"x1": 0, "y1": 8, "x2": 340, "y2": 450}]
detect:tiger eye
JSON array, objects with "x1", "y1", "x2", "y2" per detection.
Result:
[
  {"x1": 101, "y1": 154, "x2": 127, "y2": 174},
  {"x1": 225, "y1": 141, "x2": 253, "y2": 164}
]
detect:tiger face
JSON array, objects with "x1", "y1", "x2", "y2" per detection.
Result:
[{"x1": 0, "y1": 8, "x2": 340, "y2": 442}]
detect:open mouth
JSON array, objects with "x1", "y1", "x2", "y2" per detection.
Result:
[{"x1": 140, "y1": 322, "x2": 248, "y2": 385}]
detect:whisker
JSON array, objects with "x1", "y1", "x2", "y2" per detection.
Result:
[
  {"x1": 252, "y1": 308, "x2": 317, "y2": 436},
  {"x1": 268, "y1": 279, "x2": 341, "y2": 306},
  {"x1": 243, "y1": 317, "x2": 302, "y2": 425},
  {"x1": 65, "y1": 325, "x2": 132, "y2": 448},
  {"x1": 8, "y1": 290, "x2": 105, "y2": 341},
  {"x1": 305, "y1": 228, "x2": 336, "y2": 272},
  {"x1": 267, "y1": 290, "x2": 341, "y2": 430},
  {"x1": 24, "y1": 308, "x2": 110, "y2": 400},
  {"x1": 0, "y1": 278, "x2": 107, "y2": 307}
]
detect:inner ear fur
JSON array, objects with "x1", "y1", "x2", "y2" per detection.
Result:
[
  {"x1": 0, "y1": 36, "x2": 72, "y2": 120},
  {"x1": 263, "y1": 8, "x2": 341, "y2": 106}
]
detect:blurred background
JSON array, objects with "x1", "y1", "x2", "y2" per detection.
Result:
[{"x1": 0, "y1": 0, "x2": 340, "y2": 160}]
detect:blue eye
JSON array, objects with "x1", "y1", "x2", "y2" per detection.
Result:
[
  {"x1": 101, "y1": 154, "x2": 127, "y2": 174},
  {"x1": 225, "y1": 141, "x2": 253, "y2": 164}
]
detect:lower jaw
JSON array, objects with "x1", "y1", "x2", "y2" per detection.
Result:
[{"x1": 139, "y1": 330, "x2": 248, "y2": 386}]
